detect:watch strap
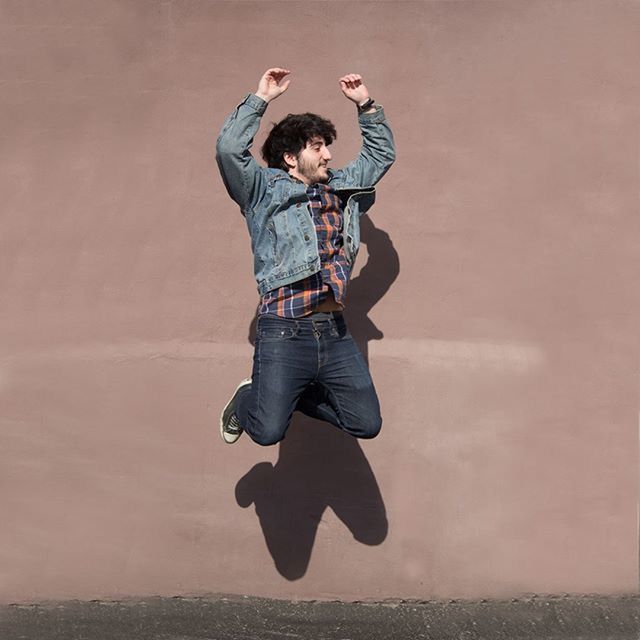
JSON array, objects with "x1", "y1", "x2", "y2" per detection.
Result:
[{"x1": 357, "y1": 98, "x2": 375, "y2": 113}]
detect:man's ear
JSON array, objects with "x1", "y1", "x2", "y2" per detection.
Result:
[{"x1": 283, "y1": 152, "x2": 297, "y2": 170}]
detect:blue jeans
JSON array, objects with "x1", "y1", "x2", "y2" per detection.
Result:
[{"x1": 236, "y1": 312, "x2": 382, "y2": 446}]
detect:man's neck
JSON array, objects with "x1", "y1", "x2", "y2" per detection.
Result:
[{"x1": 288, "y1": 170, "x2": 309, "y2": 185}]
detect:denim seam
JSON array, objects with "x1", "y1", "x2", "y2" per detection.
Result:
[
  {"x1": 255, "y1": 335, "x2": 263, "y2": 438},
  {"x1": 317, "y1": 380, "x2": 345, "y2": 430}
]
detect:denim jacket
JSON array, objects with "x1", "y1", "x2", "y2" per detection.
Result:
[{"x1": 216, "y1": 93, "x2": 396, "y2": 295}]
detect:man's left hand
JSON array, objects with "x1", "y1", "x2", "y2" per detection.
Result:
[{"x1": 339, "y1": 73, "x2": 370, "y2": 106}]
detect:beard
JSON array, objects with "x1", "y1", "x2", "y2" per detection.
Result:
[{"x1": 297, "y1": 154, "x2": 329, "y2": 184}]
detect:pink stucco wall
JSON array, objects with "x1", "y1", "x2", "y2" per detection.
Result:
[{"x1": 2, "y1": 0, "x2": 639, "y2": 602}]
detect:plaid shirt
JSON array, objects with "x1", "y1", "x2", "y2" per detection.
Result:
[{"x1": 258, "y1": 182, "x2": 351, "y2": 318}]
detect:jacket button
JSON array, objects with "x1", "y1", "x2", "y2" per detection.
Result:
[
  {"x1": 296, "y1": 203, "x2": 301, "y2": 208},
  {"x1": 304, "y1": 235, "x2": 310, "y2": 241}
]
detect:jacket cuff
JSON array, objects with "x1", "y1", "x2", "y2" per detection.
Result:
[
  {"x1": 237, "y1": 93, "x2": 269, "y2": 115},
  {"x1": 358, "y1": 104, "x2": 386, "y2": 125}
]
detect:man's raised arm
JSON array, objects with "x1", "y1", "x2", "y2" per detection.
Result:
[
  {"x1": 215, "y1": 68, "x2": 291, "y2": 212},
  {"x1": 335, "y1": 73, "x2": 396, "y2": 189}
]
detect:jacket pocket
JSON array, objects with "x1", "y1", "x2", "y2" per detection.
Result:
[
  {"x1": 266, "y1": 220, "x2": 281, "y2": 266},
  {"x1": 271, "y1": 211, "x2": 297, "y2": 269}
]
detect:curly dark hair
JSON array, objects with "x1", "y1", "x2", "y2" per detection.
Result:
[{"x1": 261, "y1": 113, "x2": 337, "y2": 171}]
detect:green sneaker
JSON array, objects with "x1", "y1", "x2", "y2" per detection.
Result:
[{"x1": 220, "y1": 378, "x2": 251, "y2": 444}]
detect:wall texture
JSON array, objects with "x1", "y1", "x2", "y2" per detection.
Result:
[{"x1": 1, "y1": 0, "x2": 639, "y2": 602}]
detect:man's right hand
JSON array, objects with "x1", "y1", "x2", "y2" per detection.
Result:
[{"x1": 255, "y1": 68, "x2": 291, "y2": 103}]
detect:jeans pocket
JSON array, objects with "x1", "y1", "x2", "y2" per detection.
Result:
[{"x1": 258, "y1": 325, "x2": 297, "y2": 341}]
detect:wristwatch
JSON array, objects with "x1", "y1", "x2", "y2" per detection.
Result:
[{"x1": 357, "y1": 98, "x2": 375, "y2": 113}]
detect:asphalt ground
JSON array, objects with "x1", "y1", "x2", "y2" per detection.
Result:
[{"x1": 2, "y1": 594, "x2": 639, "y2": 640}]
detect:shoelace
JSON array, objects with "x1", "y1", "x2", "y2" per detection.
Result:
[{"x1": 226, "y1": 414, "x2": 242, "y2": 434}]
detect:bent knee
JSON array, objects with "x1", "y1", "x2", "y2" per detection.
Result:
[
  {"x1": 245, "y1": 417, "x2": 288, "y2": 446},
  {"x1": 251, "y1": 432, "x2": 284, "y2": 446},
  {"x1": 360, "y1": 418, "x2": 382, "y2": 439},
  {"x1": 351, "y1": 415, "x2": 382, "y2": 440}
]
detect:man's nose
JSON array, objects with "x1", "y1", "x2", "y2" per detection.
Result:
[{"x1": 322, "y1": 147, "x2": 332, "y2": 161}]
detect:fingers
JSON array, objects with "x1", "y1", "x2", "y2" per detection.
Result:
[
  {"x1": 339, "y1": 73, "x2": 362, "y2": 89},
  {"x1": 264, "y1": 67, "x2": 291, "y2": 83},
  {"x1": 256, "y1": 68, "x2": 291, "y2": 102}
]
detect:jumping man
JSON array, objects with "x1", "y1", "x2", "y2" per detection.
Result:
[{"x1": 215, "y1": 68, "x2": 395, "y2": 445}]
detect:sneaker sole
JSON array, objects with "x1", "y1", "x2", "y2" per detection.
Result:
[{"x1": 219, "y1": 378, "x2": 252, "y2": 444}]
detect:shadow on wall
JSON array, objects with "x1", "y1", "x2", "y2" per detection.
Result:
[{"x1": 235, "y1": 215, "x2": 400, "y2": 580}]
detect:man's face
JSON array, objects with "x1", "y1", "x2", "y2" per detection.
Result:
[{"x1": 292, "y1": 136, "x2": 332, "y2": 184}]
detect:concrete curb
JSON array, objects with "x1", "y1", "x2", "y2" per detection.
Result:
[{"x1": 2, "y1": 594, "x2": 639, "y2": 639}]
